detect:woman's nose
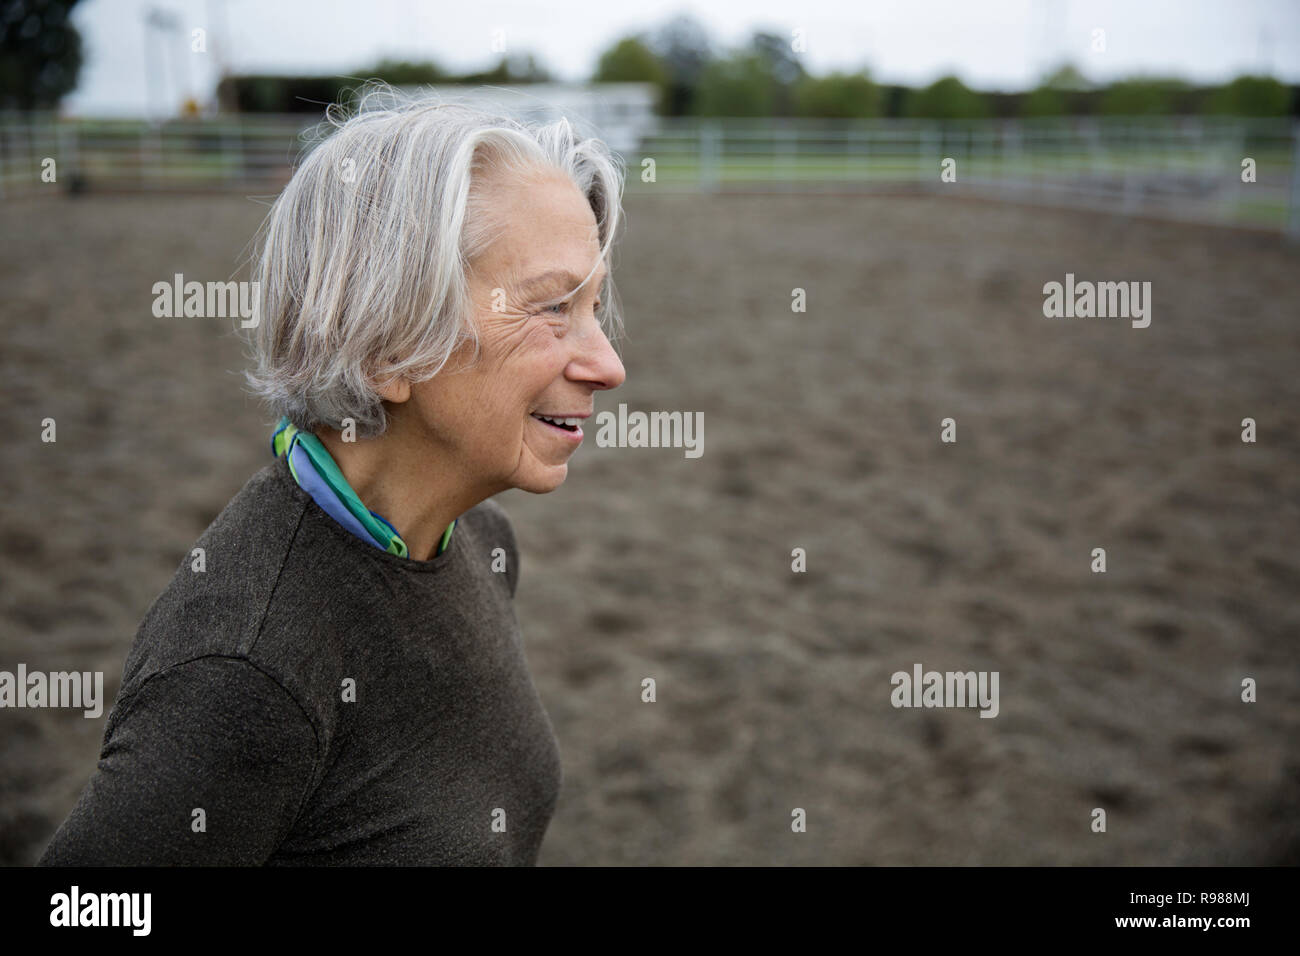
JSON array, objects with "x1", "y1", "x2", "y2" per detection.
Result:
[{"x1": 569, "y1": 317, "x2": 625, "y2": 391}]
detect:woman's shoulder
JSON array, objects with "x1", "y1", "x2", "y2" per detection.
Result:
[
  {"x1": 193, "y1": 460, "x2": 309, "y2": 569},
  {"x1": 457, "y1": 496, "x2": 520, "y2": 565},
  {"x1": 120, "y1": 463, "x2": 309, "y2": 687},
  {"x1": 451, "y1": 496, "x2": 520, "y2": 598}
]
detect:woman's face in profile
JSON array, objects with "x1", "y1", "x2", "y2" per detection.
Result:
[{"x1": 403, "y1": 170, "x2": 626, "y2": 496}]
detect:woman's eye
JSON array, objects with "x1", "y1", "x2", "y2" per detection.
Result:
[{"x1": 538, "y1": 298, "x2": 597, "y2": 317}]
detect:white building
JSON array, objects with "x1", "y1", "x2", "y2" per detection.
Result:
[{"x1": 397, "y1": 83, "x2": 660, "y2": 155}]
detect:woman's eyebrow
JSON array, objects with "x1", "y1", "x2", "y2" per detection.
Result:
[{"x1": 518, "y1": 269, "x2": 608, "y2": 297}]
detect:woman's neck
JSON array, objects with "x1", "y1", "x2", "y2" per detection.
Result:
[{"x1": 316, "y1": 420, "x2": 483, "y2": 561}]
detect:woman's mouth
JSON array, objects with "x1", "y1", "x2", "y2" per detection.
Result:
[{"x1": 530, "y1": 413, "x2": 585, "y2": 440}]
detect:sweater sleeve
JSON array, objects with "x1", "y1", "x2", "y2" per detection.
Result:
[{"x1": 37, "y1": 655, "x2": 319, "y2": 866}]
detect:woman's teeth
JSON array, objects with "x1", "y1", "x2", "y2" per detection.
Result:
[{"x1": 533, "y1": 414, "x2": 579, "y2": 429}]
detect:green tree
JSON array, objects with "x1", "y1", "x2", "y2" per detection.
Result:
[
  {"x1": 594, "y1": 36, "x2": 667, "y2": 85},
  {"x1": 1209, "y1": 74, "x2": 1291, "y2": 116},
  {"x1": 1099, "y1": 77, "x2": 1188, "y2": 115},
  {"x1": 647, "y1": 13, "x2": 714, "y2": 116},
  {"x1": 361, "y1": 58, "x2": 447, "y2": 86},
  {"x1": 794, "y1": 70, "x2": 880, "y2": 118},
  {"x1": 905, "y1": 75, "x2": 988, "y2": 119},
  {"x1": 458, "y1": 52, "x2": 551, "y2": 85},
  {"x1": 694, "y1": 50, "x2": 774, "y2": 116},
  {"x1": 747, "y1": 30, "x2": 806, "y2": 115},
  {"x1": 693, "y1": 30, "x2": 808, "y2": 117},
  {"x1": 1040, "y1": 63, "x2": 1089, "y2": 90},
  {"x1": 0, "y1": 0, "x2": 83, "y2": 109},
  {"x1": 1022, "y1": 63, "x2": 1090, "y2": 117},
  {"x1": 1022, "y1": 86, "x2": 1065, "y2": 116}
]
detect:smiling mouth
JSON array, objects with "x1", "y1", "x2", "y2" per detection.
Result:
[{"x1": 531, "y1": 413, "x2": 581, "y2": 433}]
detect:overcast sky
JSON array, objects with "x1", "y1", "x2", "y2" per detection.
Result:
[{"x1": 63, "y1": 0, "x2": 1300, "y2": 116}]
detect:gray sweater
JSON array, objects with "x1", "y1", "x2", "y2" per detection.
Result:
[{"x1": 37, "y1": 457, "x2": 563, "y2": 865}]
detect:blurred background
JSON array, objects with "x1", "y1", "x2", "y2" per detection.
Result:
[{"x1": 1, "y1": 0, "x2": 1298, "y2": 866}]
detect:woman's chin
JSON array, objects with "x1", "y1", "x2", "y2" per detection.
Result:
[{"x1": 512, "y1": 463, "x2": 569, "y2": 494}]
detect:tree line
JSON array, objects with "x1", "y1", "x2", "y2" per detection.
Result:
[
  {"x1": 3, "y1": 5, "x2": 1294, "y2": 119},
  {"x1": 219, "y1": 14, "x2": 1295, "y2": 119}
]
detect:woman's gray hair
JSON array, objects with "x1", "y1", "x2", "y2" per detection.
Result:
[{"x1": 243, "y1": 82, "x2": 627, "y2": 438}]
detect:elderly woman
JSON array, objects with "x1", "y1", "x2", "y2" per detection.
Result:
[{"x1": 37, "y1": 89, "x2": 627, "y2": 866}]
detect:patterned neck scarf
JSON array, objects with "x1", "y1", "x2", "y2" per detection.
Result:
[{"x1": 271, "y1": 417, "x2": 455, "y2": 558}]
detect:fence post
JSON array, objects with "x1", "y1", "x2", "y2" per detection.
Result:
[
  {"x1": 56, "y1": 116, "x2": 79, "y2": 191},
  {"x1": 0, "y1": 113, "x2": 7, "y2": 200},
  {"x1": 849, "y1": 121, "x2": 864, "y2": 187},
  {"x1": 1288, "y1": 121, "x2": 1300, "y2": 240},
  {"x1": 775, "y1": 122, "x2": 795, "y2": 184},
  {"x1": 1217, "y1": 122, "x2": 1244, "y2": 225},
  {"x1": 920, "y1": 122, "x2": 938, "y2": 186},
  {"x1": 1000, "y1": 119, "x2": 1014, "y2": 199},
  {"x1": 222, "y1": 115, "x2": 241, "y2": 183},
  {"x1": 700, "y1": 119, "x2": 720, "y2": 193},
  {"x1": 29, "y1": 112, "x2": 39, "y2": 192},
  {"x1": 140, "y1": 122, "x2": 153, "y2": 189}
]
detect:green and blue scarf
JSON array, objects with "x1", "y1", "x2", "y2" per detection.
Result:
[{"x1": 271, "y1": 416, "x2": 455, "y2": 558}]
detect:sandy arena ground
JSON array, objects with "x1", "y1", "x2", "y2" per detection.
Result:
[{"x1": 1, "y1": 191, "x2": 1297, "y2": 865}]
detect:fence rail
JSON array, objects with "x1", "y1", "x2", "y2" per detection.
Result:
[
  {"x1": 3, "y1": 112, "x2": 1297, "y2": 235},
  {"x1": 0, "y1": 112, "x2": 311, "y2": 197}
]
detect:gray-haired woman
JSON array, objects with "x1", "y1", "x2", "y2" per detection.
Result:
[{"x1": 37, "y1": 88, "x2": 627, "y2": 866}]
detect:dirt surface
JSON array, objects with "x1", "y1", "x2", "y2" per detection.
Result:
[{"x1": 2, "y1": 191, "x2": 1297, "y2": 865}]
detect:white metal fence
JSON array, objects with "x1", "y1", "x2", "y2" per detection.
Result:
[
  {"x1": 3, "y1": 112, "x2": 1297, "y2": 235},
  {"x1": 634, "y1": 116, "x2": 1300, "y2": 235},
  {"x1": 0, "y1": 111, "x2": 309, "y2": 197}
]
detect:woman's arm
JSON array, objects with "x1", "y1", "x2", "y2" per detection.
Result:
[{"x1": 37, "y1": 655, "x2": 319, "y2": 866}]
